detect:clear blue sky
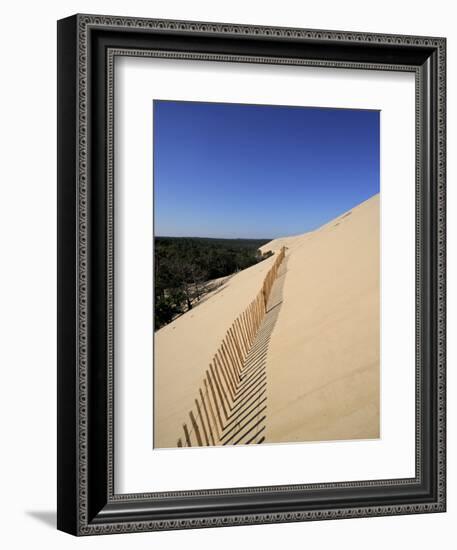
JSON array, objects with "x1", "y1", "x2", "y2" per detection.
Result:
[{"x1": 153, "y1": 100, "x2": 379, "y2": 239}]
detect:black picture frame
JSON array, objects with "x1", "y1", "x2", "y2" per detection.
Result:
[{"x1": 57, "y1": 14, "x2": 446, "y2": 535}]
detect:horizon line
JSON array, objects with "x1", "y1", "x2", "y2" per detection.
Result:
[
  {"x1": 154, "y1": 192, "x2": 379, "y2": 241},
  {"x1": 155, "y1": 235, "x2": 272, "y2": 240}
]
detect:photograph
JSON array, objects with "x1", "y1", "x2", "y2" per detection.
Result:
[{"x1": 153, "y1": 100, "x2": 380, "y2": 448}]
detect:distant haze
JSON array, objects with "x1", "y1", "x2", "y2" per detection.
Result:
[{"x1": 154, "y1": 100, "x2": 380, "y2": 239}]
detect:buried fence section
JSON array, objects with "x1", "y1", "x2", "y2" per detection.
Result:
[{"x1": 178, "y1": 247, "x2": 286, "y2": 447}]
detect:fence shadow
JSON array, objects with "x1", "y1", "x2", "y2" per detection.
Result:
[
  {"x1": 177, "y1": 248, "x2": 287, "y2": 448},
  {"x1": 221, "y1": 256, "x2": 288, "y2": 445}
]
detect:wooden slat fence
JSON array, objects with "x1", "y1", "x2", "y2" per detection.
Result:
[{"x1": 177, "y1": 246, "x2": 286, "y2": 447}]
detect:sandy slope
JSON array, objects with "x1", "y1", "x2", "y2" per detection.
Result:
[
  {"x1": 262, "y1": 194, "x2": 380, "y2": 442},
  {"x1": 154, "y1": 252, "x2": 277, "y2": 448},
  {"x1": 154, "y1": 194, "x2": 379, "y2": 447}
]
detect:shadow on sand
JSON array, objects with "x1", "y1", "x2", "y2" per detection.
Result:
[{"x1": 221, "y1": 256, "x2": 289, "y2": 445}]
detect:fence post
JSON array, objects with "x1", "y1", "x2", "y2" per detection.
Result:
[
  {"x1": 195, "y1": 398, "x2": 210, "y2": 446},
  {"x1": 204, "y1": 378, "x2": 221, "y2": 441},
  {"x1": 199, "y1": 388, "x2": 216, "y2": 445}
]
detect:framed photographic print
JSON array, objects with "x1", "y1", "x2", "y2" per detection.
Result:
[{"x1": 57, "y1": 14, "x2": 446, "y2": 535}]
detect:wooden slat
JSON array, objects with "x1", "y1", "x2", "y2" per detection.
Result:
[
  {"x1": 206, "y1": 370, "x2": 224, "y2": 433},
  {"x1": 195, "y1": 399, "x2": 210, "y2": 446},
  {"x1": 189, "y1": 410, "x2": 203, "y2": 446},
  {"x1": 204, "y1": 378, "x2": 221, "y2": 440},
  {"x1": 183, "y1": 423, "x2": 192, "y2": 447},
  {"x1": 210, "y1": 363, "x2": 229, "y2": 419},
  {"x1": 215, "y1": 354, "x2": 235, "y2": 400},
  {"x1": 199, "y1": 387, "x2": 216, "y2": 445}
]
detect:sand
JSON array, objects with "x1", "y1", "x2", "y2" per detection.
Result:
[
  {"x1": 154, "y1": 193, "x2": 380, "y2": 447},
  {"x1": 261, "y1": 194, "x2": 380, "y2": 442},
  {"x1": 154, "y1": 252, "x2": 277, "y2": 448}
]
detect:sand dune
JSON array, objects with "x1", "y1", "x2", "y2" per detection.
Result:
[
  {"x1": 154, "y1": 250, "x2": 277, "y2": 447},
  {"x1": 262, "y1": 194, "x2": 379, "y2": 442},
  {"x1": 154, "y1": 194, "x2": 379, "y2": 448}
]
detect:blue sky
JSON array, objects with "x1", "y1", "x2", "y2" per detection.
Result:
[{"x1": 153, "y1": 101, "x2": 379, "y2": 239}]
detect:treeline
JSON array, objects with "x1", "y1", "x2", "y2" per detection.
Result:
[{"x1": 155, "y1": 237, "x2": 272, "y2": 329}]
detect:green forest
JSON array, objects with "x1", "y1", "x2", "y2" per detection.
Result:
[{"x1": 154, "y1": 237, "x2": 272, "y2": 329}]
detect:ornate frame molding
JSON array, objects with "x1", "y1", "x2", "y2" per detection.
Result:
[{"x1": 57, "y1": 14, "x2": 446, "y2": 536}]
